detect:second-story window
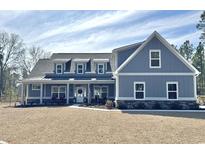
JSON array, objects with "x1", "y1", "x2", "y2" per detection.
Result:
[
  {"x1": 77, "y1": 64, "x2": 84, "y2": 74},
  {"x1": 149, "y1": 50, "x2": 161, "y2": 68},
  {"x1": 56, "y1": 64, "x2": 62, "y2": 74},
  {"x1": 98, "y1": 63, "x2": 104, "y2": 74}
]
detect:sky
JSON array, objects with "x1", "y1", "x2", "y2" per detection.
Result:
[{"x1": 0, "y1": 10, "x2": 203, "y2": 53}]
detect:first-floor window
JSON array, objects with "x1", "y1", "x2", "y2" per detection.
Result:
[
  {"x1": 167, "y1": 82, "x2": 178, "y2": 100},
  {"x1": 94, "y1": 86, "x2": 108, "y2": 99},
  {"x1": 32, "y1": 84, "x2": 40, "y2": 90},
  {"x1": 134, "y1": 82, "x2": 145, "y2": 99},
  {"x1": 52, "y1": 86, "x2": 66, "y2": 99}
]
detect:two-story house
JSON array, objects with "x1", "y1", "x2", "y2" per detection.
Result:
[{"x1": 21, "y1": 31, "x2": 200, "y2": 108}]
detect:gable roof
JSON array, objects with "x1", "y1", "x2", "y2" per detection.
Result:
[
  {"x1": 115, "y1": 31, "x2": 200, "y2": 75},
  {"x1": 27, "y1": 59, "x2": 53, "y2": 79}
]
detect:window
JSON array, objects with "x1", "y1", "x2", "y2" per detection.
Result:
[
  {"x1": 77, "y1": 64, "x2": 84, "y2": 74},
  {"x1": 32, "y1": 84, "x2": 40, "y2": 90},
  {"x1": 59, "y1": 87, "x2": 66, "y2": 99},
  {"x1": 150, "y1": 50, "x2": 161, "y2": 68},
  {"x1": 98, "y1": 63, "x2": 104, "y2": 74},
  {"x1": 56, "y1": 64, "x2": 62, "y2": 74},
  {"x1": 52, "y1": 86, "x2": 59, "y2": 98},
  {"x1": 94, "y1": 86, "x2": 108, "y2": 99},
  {"x1": 51, "y1": 86, "x2": 66, "y2": 99},
  {"x1": 167, "y1": 82, "x2": 178, "y2": 100},
  {"x1": 134, "y1": 82, "x2": 145, "y2": 100}
]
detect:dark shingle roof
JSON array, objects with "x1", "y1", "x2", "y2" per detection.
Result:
[
  {"x1": 112, "y1": 41, "x2": 144, "y2": 52},
  {"x1": 51, "y1": 53, "x2": 112, "y2": 59},
  {"x1": 27, "y1": 59, "x2": 53, "y2": 79}
]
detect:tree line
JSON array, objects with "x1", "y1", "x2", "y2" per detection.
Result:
[
  {"x1": 177, "y1": 11, "x2": 205, "y2": 95},
  {"x1": 0, "y1": 11, "x2": 204, "y2": 102}
]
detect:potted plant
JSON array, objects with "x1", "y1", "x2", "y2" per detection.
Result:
[{"x1": 105, "y1": 100, "x2": 113, "y2": 109}]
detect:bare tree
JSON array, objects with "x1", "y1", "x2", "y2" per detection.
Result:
[
  {"x1": 0, "y1": 32, "x2": 25, "y2": 96},
  {"x1": 21, "y1": 46, "x2": 50, "y2": 77}
]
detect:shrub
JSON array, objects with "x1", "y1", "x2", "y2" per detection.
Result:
[
  {"x1": 105, "y1": 100, "x2": 114, "y2": 109},
  {"x1": 117, "y1": 102, "x2": 127, "y2": 109}
]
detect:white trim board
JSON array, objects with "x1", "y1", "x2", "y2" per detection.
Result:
[
  {"x1": 117, "y1": 97, "x2": 196, "y2": 101},
  {"x1": 115, "y1": 31, "x2": 199, "y2": 75},
  {"x1": 22, "y1": 80, "x2": 115, "y2": 84},
  {"x1": 118, "y1": 73, "x2": 195, "y2": 76}
]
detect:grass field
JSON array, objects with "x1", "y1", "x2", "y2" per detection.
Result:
[{"x1": 1, "y1": 104, "x2": 205, "y2": 144}]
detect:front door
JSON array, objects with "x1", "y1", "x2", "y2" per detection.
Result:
[{"x1": 76, "y1": 87, "x2": 85, "y2": 103}]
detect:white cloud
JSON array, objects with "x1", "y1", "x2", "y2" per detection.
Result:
[
  {"x1": 33, "y1": 10, "x2": 150, "y2": 42},
  {"x1": 43, "y1": 11, "x2": 202, "y2": 53},
  {"x1": 167, "y1": 31, "x2": 201, "y2": 47}
]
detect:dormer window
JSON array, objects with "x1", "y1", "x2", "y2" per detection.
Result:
[
  {"x1": 56, "y1": 64, "x2": 62, "y2": 74},
  {"x1": 149, "y1": 50, "x2": 161, "y2": 68},
  {"x1": 77, "y1": 63, "x2": 84, "y2": 74},
  {"x1": 97, "y1": 63, "x2": 104, "y2": 74}
]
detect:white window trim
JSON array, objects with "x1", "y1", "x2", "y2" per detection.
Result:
[
  {"x1": 97, "y1": 63, "x2": 105, "y2": 74},
  {"x1": 77, "y1": 63, "x2": 84, "y2": 74},
  {"x1": 32, "y1": 84, "x2": 40, "y2": 90},
  {"x1": 56, "y1": 64, "x2": 63, "y2": 74},
  {"x1": 134, "y1": 82, "x2": 145, "y2": 100},
  {"x1": 51, "y1": 86, "x2": 67, "y2": 99},
  {"x1": 166, "y1": 81, "x2": 178, "y2": 100},
  {"x1": 149, "y1": 49, "x2": 161, "y2": 68},
  {"x1": 93, "y1": 86, "x2": 108, "y2": 98}
]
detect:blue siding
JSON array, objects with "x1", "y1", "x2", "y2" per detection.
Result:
[
  {"x1": 119, "y1": 75, "x2": 194, "y2": 98},
  {"x1": 69, "y1": 84, "x2": 74, "y2": 97},
  {"x1": 120, "y1": 37, "x2": 192, "y2": 73},
  {"x1": 28, "y1": 84, "x2": 40, "y2": 97},
  {"x1": 28, "y1": 84, "x2": 67, "y2": 98},
  {"x1": 90, "y1": 84, "x2": 115, "y2": 98}
]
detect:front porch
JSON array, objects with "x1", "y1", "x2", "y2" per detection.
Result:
[{"x1": 21, "y1": 80, "x2": 115, "y2": 106}]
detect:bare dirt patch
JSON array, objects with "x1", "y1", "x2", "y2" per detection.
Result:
[{"x1": 1, "y1": 104, "x2": 205, "y2": 144}]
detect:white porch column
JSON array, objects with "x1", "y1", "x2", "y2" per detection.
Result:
[
  {"x1": 115, "y1": 75, "x2": 119, "y2": 101},
  {"x1": 67, "y1": 83, "x2": 69, "y2": 104},
  {"x1": 88, "y1": 83, "x2": 90, "y2": 104},
  {"x1": 193, "y1": 75, "x2": 197, "y2": 100},
  {"x1": 40, "y1": 83, "x2": 43, "y2": 104},
  {"x1": 21, "y1": 83, "x2": 24, "y2": 105},
  {"x1": 26, "y1": 84, "x2": 28, "y2": 104}
]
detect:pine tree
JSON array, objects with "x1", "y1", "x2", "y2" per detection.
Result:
[
  {"x1": 179, "y1": 40, "x2": 194, "y2": 61},
  {"x1": 192, "y1": 42, "x2": 205, "y2": 95},
  {"x1": 197, "y1": 11, "x2": 205, "y2": 44}
]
